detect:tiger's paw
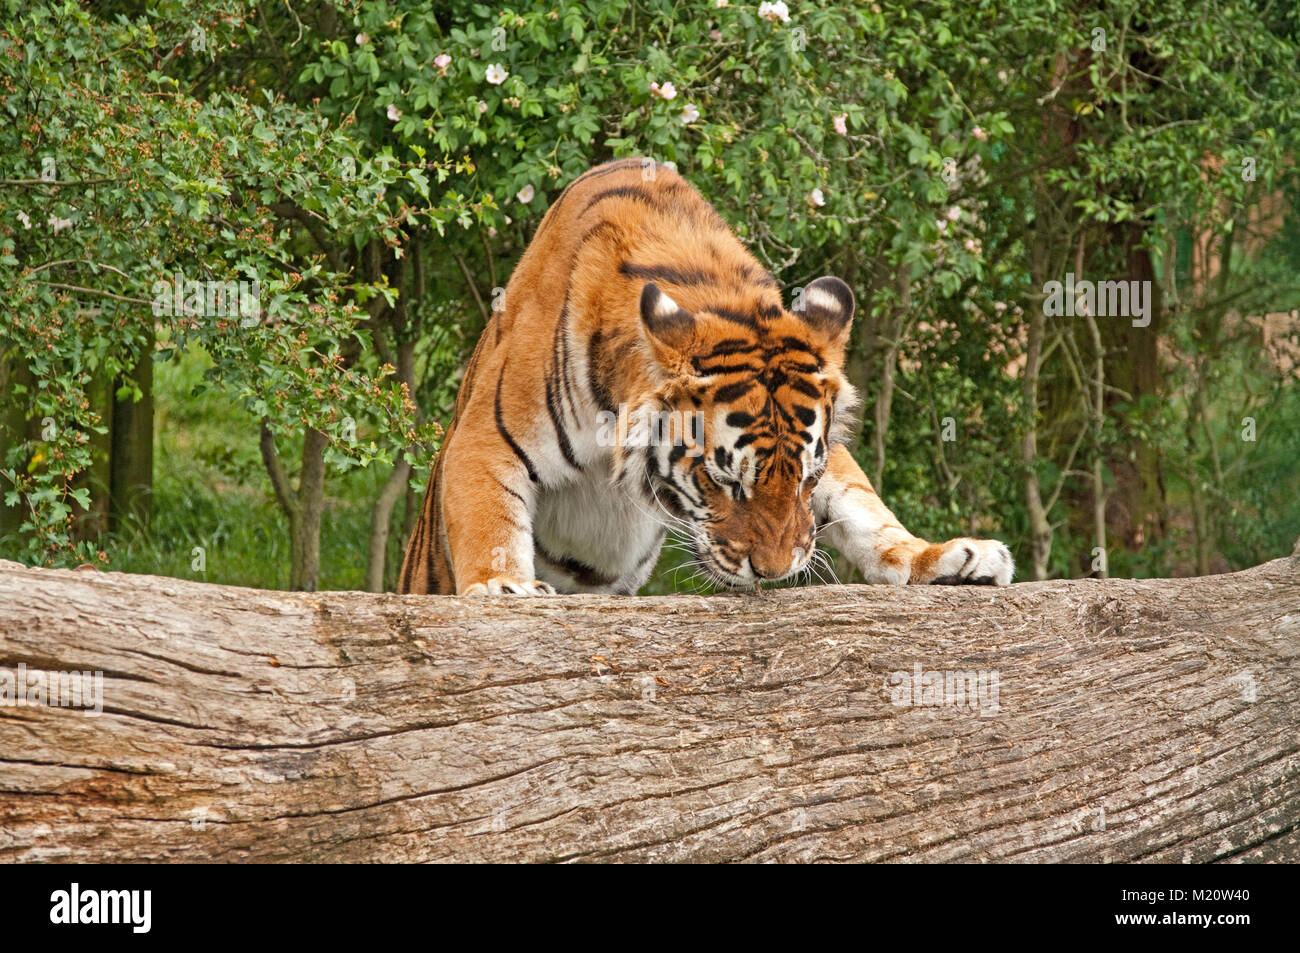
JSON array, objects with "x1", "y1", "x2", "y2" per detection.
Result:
[
  {"x1": 911, "y1": 538, "x2": 1014, "y2": 586},
  {"x1": 462, "y1": 577, "x2": 558, "y2": 597}
]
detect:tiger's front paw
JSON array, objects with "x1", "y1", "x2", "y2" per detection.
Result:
[
  {"x1": 461, "y1": 576, "x2": 558, "y2": 596},
  {"x1": 912, "y1": 538, "x2": 1014, "y2": 586}
]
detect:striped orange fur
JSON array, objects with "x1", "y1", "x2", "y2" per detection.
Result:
[{"x1": 398, "y1": 159, "x2": 1013, "y2": 595}]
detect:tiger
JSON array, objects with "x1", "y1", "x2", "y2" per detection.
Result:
[{"x1": 397, "y1": 157, "x2": 1013, "y2": 596}]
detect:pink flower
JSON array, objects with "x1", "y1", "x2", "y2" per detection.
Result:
[
  {"x1": 946, "y1": 206, "x2": 961, "y2": 221},
  {"x1": 434, "y1": 53, "x2": 451, "y2": 74},
  {"x1": 972, "y1": 126, "x2": 987, "y2": 141},
  {"x1": 477, "y1": 100, "x2": 488, "y2": 114},
  {"x1": 650, "y1": 81, "x2": 677, "y2": 100},
  {"x1": 833, "y1": 113, "x2": 848, "y2": 136}
]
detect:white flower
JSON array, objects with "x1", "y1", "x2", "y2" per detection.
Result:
[
  {"x1": 715, "y1": 0, "x2": 728, "y2": 7},
  {"x1": 808, "y1": 188, "x2": 826, "y2": 208},
  {"x1": 485, "y1": 63, "x2": 509, "y2": 85},
  {"x1": 680, "y1": 103, "x2": 700, "y2": 124},
  {"x1": 47, "y1": 213, "x2": 72, "y2": 233},
  {"x1": 650, "y1": 80, "x2": 677, "y2": 100},
  {"x1": 997, "y1": 70, "x2": 1009, "y2": 84},
  {"x1": 936, "y1": 219, "x2": 948, "y2": 234},
  {"x1": 946, "y1": 206, "x2": 961, "y2": 221},
  {"x1": 833, "y1": 113, "x2": 848, "y2": 136},
  {"x1": 386, "y1": 104, "x2": 402, "y2": 121},
  {"x1": 477, "y1": 100, "x2": 488, "y2": 114},
  {"x1": 516, "y1": 184, "x2": 535, "y2": 203},
  {"x1": 17, "y1": 210, "x2": 30, "y2": 229},
  {"x1": 355, "y1": 33, "x2": 369, "y2": 45},
  {"x1": 434, "y1": 53, "x2": 451, "y2": 72},
  {"x1": 759, "y1": 1, "x2": 791, "y2": 23}
]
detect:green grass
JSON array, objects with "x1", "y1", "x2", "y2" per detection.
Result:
[{"x1": 105, "y1": 346, "x2": 399, "y2": 591}]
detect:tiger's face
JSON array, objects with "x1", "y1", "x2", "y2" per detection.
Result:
[{"x1": 632, "y1": 276, "x2": 856, "y2": 587}]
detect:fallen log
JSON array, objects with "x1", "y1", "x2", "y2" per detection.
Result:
[{"x1": 0, "y1": 553, "x2": 1297, "y2": 863}]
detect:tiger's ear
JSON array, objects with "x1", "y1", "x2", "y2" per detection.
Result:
[
  {"x1": 793, "y1": 276, "x2": 855, "y2": 347},
  {"x1": 639, "y1": 282, "x2": 696, "y2": 357}
]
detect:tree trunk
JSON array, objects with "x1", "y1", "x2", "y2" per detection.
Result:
[
  {"x1": 367, "y1": 337, "x2": 418, "y2": 593},
  {"x1": 258, "y1": 421, "x2": 328, "y2": 592},
  {"x1": 1, "y1": 554, "x2": 1296, "y2": 863},
  {"x1": 292, "y1": 428, "x2": 328, "y2": 592},
  {"x1": 108, "y1": 339, "x2": 154, "y2": 535},
  {"x1": 365, "y1": 458, "x2": 410, "y2": 593}
]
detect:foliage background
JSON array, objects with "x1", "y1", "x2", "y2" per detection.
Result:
[{"x1": 2, "y1": 0, "x2": 1298, "y2": 591}]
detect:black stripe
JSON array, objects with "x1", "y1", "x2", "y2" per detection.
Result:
[
  {"x1": 788, "y1": 377, "x2": 821, "y2": 399},
  {"x1": 587, "y1": 328, "x2": 616, "y2": 414},
  {"x1": 584, "y1": 184, "x2": 657, "y2": 214},
  {"x1": 745, "y1": 264, "x2": 782, "y2": 289},
  {"x1": 704, "y1": 305, "x2": 757, "y2": 328},
  {"x1": 545, "y1": 370, "x2": 582, "y2": 470},
  {"x1": 536, "y1": 543, "x2": 618, "y2": 588},
  {"x1": 540, "y1": 158, "x2": 647, "y2": 229},
  {"x1": 694, "y1": 359, "x2": 764, "y2": 376},
  {"x1": 703, "y1": 338, "x2": 759, "y2": 357},
  {"x1": 714, "y1": 379, "x2": 757, "y2": 402},
  {"x1": 555, "y1": 297, "x2": 581, "y2": 416},
  {"x1": 494, "y1": 369, "x2": 540, "y2": 483},
  {"x1": 620, "y1": 261, "x2": 719, "y2": 289},
  {"x1": 573, "y1": 157, "x2": 647, "y2": 185},
  {"x1": 490, "y1": 473, "x2": 529, "y2": 508},
  {"x1": 578, "y1": 219, "x2": 622, "y2": 249}
]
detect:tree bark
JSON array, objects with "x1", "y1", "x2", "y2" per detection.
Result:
[
  {"x1": 258, "y1": 421, "x2": 328, "y2": 592},
  {"x1": 0, "y1": 555, "x2": 1296, "y2": 863},
  {"x1": 108, "y1": 337, "x2": 154, "y2": 535},
  {"x1": 365, "y1": 457, "x2": 410, "y2": 593}
]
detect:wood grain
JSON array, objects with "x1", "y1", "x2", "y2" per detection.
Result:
[{"x1": 1, "y1": 554, "x2": 1297, "y2": 863}]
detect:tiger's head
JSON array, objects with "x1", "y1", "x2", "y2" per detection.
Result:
[{"x1": 623, "y1": 276, "x2": 858, "y2": 588}]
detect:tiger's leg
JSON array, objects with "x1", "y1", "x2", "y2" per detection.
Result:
[
  {"x1": 813, "y1": 444, "x2": 1014, "y2": 585},
  {"x1": 438, "y1": 423, "x2": 557, "y2": 597}
]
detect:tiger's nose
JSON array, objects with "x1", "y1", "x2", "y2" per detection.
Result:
[{"x1": 751, "y1": 546, "x2": 805, "y2": 580}]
